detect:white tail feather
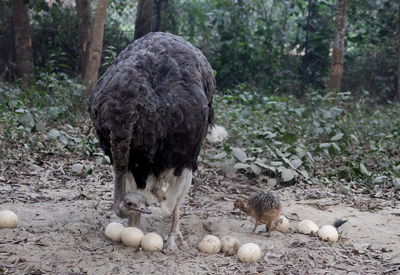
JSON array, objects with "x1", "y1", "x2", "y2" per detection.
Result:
[{"x1": 206, "y1": 125, "x2": 228, "y2": 143}]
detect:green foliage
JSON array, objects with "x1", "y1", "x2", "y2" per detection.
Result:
[
  {"x1": 2, "y1": 0, "x2": 398, "y2": 100},
  {"x1": 176, "y1": 0, "x2": 308, "y2": 92},
  {"x1": 0, "y1": 0, "x2": 132, "y2": 79},
  {"x1": 173, "y1": 0, "x2": 398, "y2": 99},
  {"x1": 101, "y1": 15, "x2": 132, "y2": 74},
  {"x1": 101, "y1": 45, "x2": 118, "y2": 72},
  {"x1": 31, "y1": 2, "x2": 79, "y2": 74},
  {"x1": 344, "y1": 0, "x2": 399, "y2": 101},
  {"x1": 206, "y1": 87, "x2": 400, "y2": 188},
  {"x1": 0, "y1": 74, "x2": 85, "y2": 151},
  {"x1": 298, "y1": 0, "x2": 334, "y2": 93},
  {"x1": 0, "y1": 1, "x2": 14, "y2": 81}
]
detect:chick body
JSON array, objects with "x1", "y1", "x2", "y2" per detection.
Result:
[{"x1": 235, "y1": 191, "x2": 281, "y2": 235}]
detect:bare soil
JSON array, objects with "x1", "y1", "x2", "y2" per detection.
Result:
[{"x1": 1, "y1": 149, "x2": 399, "y2": 275}]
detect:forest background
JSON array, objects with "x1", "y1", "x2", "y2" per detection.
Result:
[{"x1": 1, "y1": 0, "x2": 399, "y2": 193}]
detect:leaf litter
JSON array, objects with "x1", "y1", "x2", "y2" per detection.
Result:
[{"x1": 0, "y1": 122, "x2": 399, "y2": 274}]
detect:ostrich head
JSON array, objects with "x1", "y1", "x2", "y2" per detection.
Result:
[{"x1": 119, "y1": 192, "x2": 152, "y2": 216}]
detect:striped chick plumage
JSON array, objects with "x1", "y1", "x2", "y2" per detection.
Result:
[{"x1": 234, "y1": 191, "x2": 281, "y2": 235}]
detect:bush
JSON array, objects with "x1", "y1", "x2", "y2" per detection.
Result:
[
  {"x1": 0, "y1": 74, "x2": 85, "y2": 150},
  {"x1": 205, "y1": 86, "x2": 400, "y2": 188}
]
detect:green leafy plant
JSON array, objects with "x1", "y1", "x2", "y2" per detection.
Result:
[{"x1": 204, "y1": 87, "x2": 400, "y2": 189}]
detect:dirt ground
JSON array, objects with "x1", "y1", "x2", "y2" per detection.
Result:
[{"x1": 1, "y1": 151, "x2": 400, "y2": 275}]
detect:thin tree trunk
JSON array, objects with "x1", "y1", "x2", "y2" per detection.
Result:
[
  {"x1": 152, "y1": 0, "x2": 162, "y2": 32},
  {"x1": 134, "y1": 0, "x2": 153, "y2": 41},
  {"x1": 396, "y1": 2, "x2": 400, "y2": 101},
  {"x1": 11, "y1": 0, "x2": 34, "y2": 88},
  {"x1": 152, "y1": 0, "x2": 171, "y2": 32},
  {"x1": 83, "y1": 0, "x2": 108, "y2": 94},
  {"x1": 75, "y1": 0, "x2": 92, "y2": 78},
  {"x1": 298, "y1": 0, "x2": 313, "y2": 98},
  {"x1": 328, "y1": 0, "x2": 347, "y2": 91}
]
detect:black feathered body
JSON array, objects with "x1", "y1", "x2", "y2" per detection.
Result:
[{"x1": 89, "y1": 32, "x2": 215, "y2": 192}]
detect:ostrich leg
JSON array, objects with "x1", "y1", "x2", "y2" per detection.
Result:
[
  {"x1": 165, "y1": 170, "x2": 192, "y2": 251},
  {"x1": 112, "y1": 168, "x2": 129, "y2": 218},
  {"x1": 110, "y1": 136, "x2": 132, "y2": 218}
]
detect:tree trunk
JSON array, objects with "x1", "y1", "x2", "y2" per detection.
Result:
[
  {"x1": 11, "y1": 0, "x2": 34, "y2": 88},
  {"x1": 328, "y1": 0, "x2": 347, "y2": 91},
  {"x1": 75, "y1": 0, "x2": 92, "y2": 78},
  {"x1": 298, "y1": 0, "x2": 313, "y2": 98},
  {"x1": 396, "y1": 2, "x2": 400, "y2": 101},
  {"x1": 152, "y1": 0, "x2": 170, "y2": 32},
  {"x1": 152, "y1": 0, "x2": 162, "y2": 32},
  {"x1": 83, "y1": 0, "x2": 108, "y2": 94},
  {"x1": 134, "y1": 0, "x2": 153, "y2": 41}
]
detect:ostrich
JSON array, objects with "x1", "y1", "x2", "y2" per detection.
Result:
[
  {"x1": 89, "y1": 32, "x2": 226, "y2": 250},
  {"x1": 234, "y1": 191, "x2": 281, "y2": 236}
]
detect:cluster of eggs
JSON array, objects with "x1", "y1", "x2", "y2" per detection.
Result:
[
  {"x1": 274, "y1": 215, "x2": 340, "y2": 243},
  {"x1": 105, "y1": 222, "x2": 163, "y2": 251},
  {"x1": 197, "y1": 235, "x2": 263, "y2": 263},
  {"x1": 196, "y1": 215, "x2": 292, "y2": 263},
  {"x1": 297, "y1": 220, "x2": 339, "y2": 242},
  {"x1": 196, "y1": 215, "x2": 341, "y2": 263}
]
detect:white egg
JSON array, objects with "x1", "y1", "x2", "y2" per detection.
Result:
[
  {"x1": 141, "y1": 232, "x2": 163, "y2": 251},
  {"x1": 297, "y1": 220, "x2": 319, "y2": 235},
  {"x1": 221, "y1": 235, "x2": 240, "y2": 256},
  {"x1": 237, "y1": 243, "x2": 262, "y2": 263},
  {"x1": 105, "y1": 222, "x2": 125, "y2": 241},
  {"x1": 318, "y1": 225, "x2": 339, "y2": 242},
  {"x1": 198, "y1": 235, "x2": 221, "y2": 254},
  {"x1": 274, "y1": 215, "x2": 290, "y2": 233},
  {"x1": 0, "y1": 210, "x2": 19, "y2": 229},
  {"x1": 120, "y1": 227, "x2": 144, "y2": 247}
]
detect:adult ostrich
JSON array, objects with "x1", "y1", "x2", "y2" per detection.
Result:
[{"x1": 89, "y1": 32, "x2": 226, "y2": 250}]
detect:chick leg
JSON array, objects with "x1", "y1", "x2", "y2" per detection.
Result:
[
  {"x1": 265, "y1": 221, "x2": 273, "y2": 236},
  {"x1": 252, "y1": 220, "x2": 260, "y2": 233}
]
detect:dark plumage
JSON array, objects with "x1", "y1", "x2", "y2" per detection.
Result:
[
  {"x1": 89, "y1": 32, "x2": 217, "y2": 250},
  {"x1": 234, "y1": 191, "x2": 281, "y2": 235}
]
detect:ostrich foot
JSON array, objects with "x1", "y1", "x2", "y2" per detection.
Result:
[
  {"x1": 164, "y1": 235, "x2": 179, "y2": 252},
  {"x1": 164, "y1": 231, "x2": 189, "y2": 252}
]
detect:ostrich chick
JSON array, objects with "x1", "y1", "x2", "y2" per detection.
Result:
[{"x1": 234, "y1": 191, "x2": 281, "y2": 236}]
